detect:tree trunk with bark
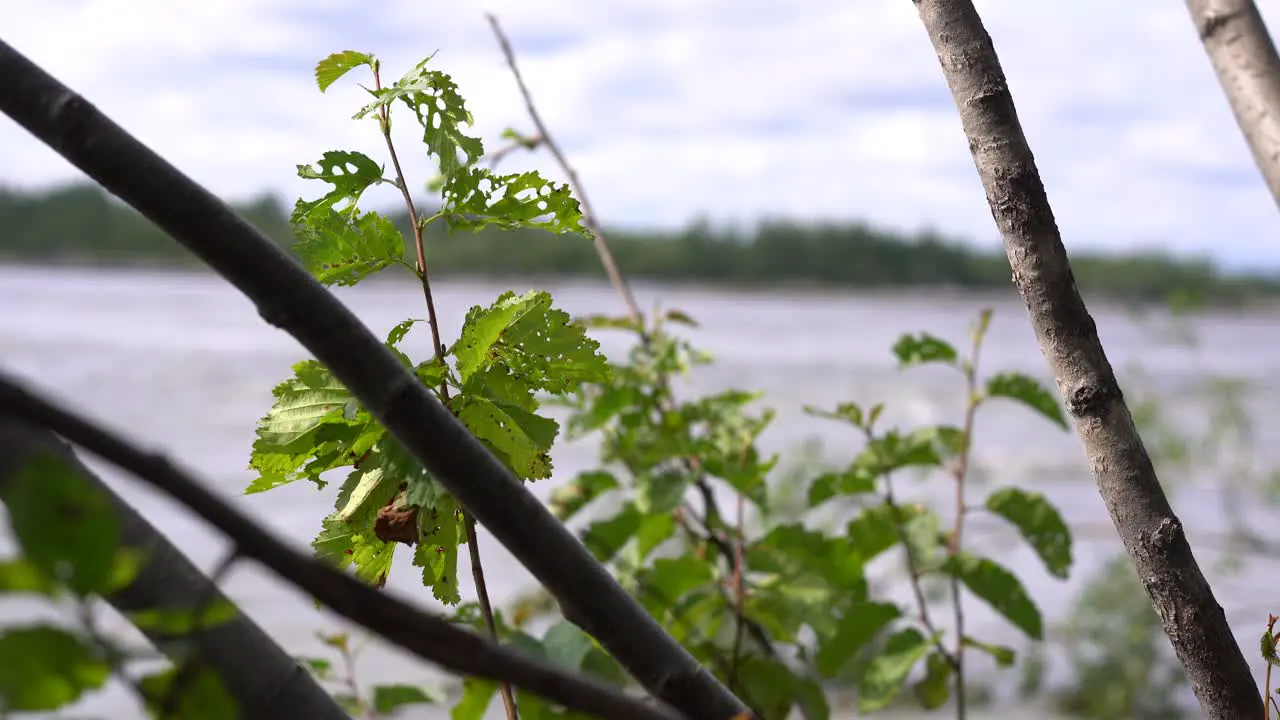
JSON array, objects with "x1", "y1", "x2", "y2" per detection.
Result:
[{"x1": 910, "y1": 1, "x2": 1263, "y2": 717}]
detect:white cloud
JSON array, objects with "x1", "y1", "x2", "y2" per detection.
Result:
[{"x1": 2, "y1": 0, "x2": 1278, "y2": 266}]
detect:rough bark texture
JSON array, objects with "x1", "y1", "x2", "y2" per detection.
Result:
[
  {"x1": 911, "y1": 1, "x2": 1262, "y2": 717},
  {"x1": 0, "y1": 419, "x2": 351, "y2": 720},
  {"x1": 1186, "y1": 0, "x2": 1280, "y2": 209},
  {"x1": 0, "y1": 39, "x2": 747, "y2": 720}
]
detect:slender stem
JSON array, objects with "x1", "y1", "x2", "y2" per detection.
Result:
[
  {"x1": 338, "y1": 639, "x2": 374, "y2": 720},
  {"x1": 372, "y1": 66, "x2": 450, "y2": 402},
  {"x1": 466, "y1": 516, "x2": 521, "y2": 720},
  {"x1": 485, "y1": 14, "x2": 645, "y2": 332},
  {"x1": 946, "y1": 324, "x2": 987, "y2": 720},
  {"x1": 881, "y1": 465, "x2": 957, "y2": 671},
  {"x1": 485, "y1": 19, "x2": 787, "y2": 710},
  {"x1": 728, "y1": 493, "x2": 747, "y2": 688},
  {"x1": 373, "y1": 65, "x2": 517, "y2": 720}
]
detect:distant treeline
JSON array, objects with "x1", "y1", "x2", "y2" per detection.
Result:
[{"x1": 3, "y1": 183, "x2": 1277, "y2": 306}]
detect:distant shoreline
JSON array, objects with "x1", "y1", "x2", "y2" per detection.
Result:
[{"x1": 8, "y1": 259, "x2": 1276, "y2": 317}]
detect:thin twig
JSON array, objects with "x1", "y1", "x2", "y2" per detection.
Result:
[
  {"x1": 486, "y1": 19, "x2": 782, "y2": 717},
  {"x1": 373, "y1": 61, "x2": 518, "y2": 720},
  {"x1": 466, "y1": 516, "x2": 521, "y2": 720},
  {"x1": 0, "y1": 371, "x2": 683, "y2": 720},
  {"x1": 485, "y1": 13, "x2": 644, "y2": 330},
  {"x1": 880, "y1": 463, "x2": 958, "y2": 672},
  {"x1": 945, "y1": 320, "x2": 988, "y2": 720}
]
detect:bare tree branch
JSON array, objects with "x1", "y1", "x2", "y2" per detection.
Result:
[
  {"x1": 0, "y1": 418, "x2": 352, "y2": 720},
  {"x1": 0, "y1": 371, "x2": 684, "y2": 720},
  {"x1": 909, "y1": 1, "x2": 1262, "y2": 717},
  {"x1": 1186, "y1": 0, "x2": 1280, "y2": 209},
  {"x1": 0, "y1": 38, "x2": 750, "y2": 720}
]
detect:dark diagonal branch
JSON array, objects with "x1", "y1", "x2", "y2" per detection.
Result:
[
  {"x1": 0, "y1": 370, "x2": 682, "y2": 720},
  {"x1": 910, "y1": 2, "x2": 1261, "y2": 717},
  {"x1": 0, "y1": 38, "x2": 749, "y2": 720},
  {"x1": 0, "y1": 419, "x2": 352, "y2": 720}
]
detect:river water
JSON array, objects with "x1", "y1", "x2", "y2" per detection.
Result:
[{"x1": 3, "y1": 264, "x2": 1279, "y2": 718}]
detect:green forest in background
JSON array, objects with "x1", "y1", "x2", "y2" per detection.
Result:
[{"x1": 3, "y1": 183, "x2": 1277, "y2": 306}]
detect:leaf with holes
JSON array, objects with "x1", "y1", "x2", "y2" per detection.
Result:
[
  {"x1": 445, "y1": 165, "x2": 587, "y2": 236},
  {"x1": 294, "y1": 150, "x2": 387, "y2": 215},
  {"x1": 452, "y1": 290, "x2": 610, "y2": 393},
  {"x1": 291, "y1": 204, "x2": 405, "y2": 287}
]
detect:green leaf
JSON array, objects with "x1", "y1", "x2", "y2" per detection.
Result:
[
  {"x1": 914, "y1": 651, "x2": 953, "y2": 709},
  {"x1": 128, "y1": 600, "x2": 239, "y2": 635},
  {"x1": 944, "y1": 553, "x2": 1044, "y2": 639},
  {"x1": 581, "y1": 506, "x2": 641, "y2": 562},
  {"x1": 641, "y1": 557, "x2": 714, "y2": 604},
  {"x1": 0, "y1": 557, "x2": 59, "y2": 596},
  {"x1": 295, "y1": 150, "x2": 386, "y2": 214},
  {"x1": 446, "y1": 165, "x2": 587, "y2": 236},
  {"x1": 548, "y1": 470, "x2": 618, "y2": 520},
  {"x1": 816, "y1": 601, "x2": 901, "y2": 677},
  {"x1": 858, "y1": 627, "x2": 933, "y2": 712},
  {"x1": 315, "y1": 50, "x2": 375, "y2": 92},
  {"x1": 807, "y1": 468, "x2": 877, "y2": 508},
  {"x1": 138, "y1": 665, "x2": 238, "y2": 719},
  {"x1": 0, "y1": 625, "x2": 109, "y2": 711},
  {"x1": 355, "y1": 58, "x2": 484, "y2": 178},
  {"x1": 455, "y1": 395, "x2": 557, "y2": 481},
  {"x1": 985, "y1": 487, "x2": 1073, "y2": 579},
  {"x1": 2, "y1": 453, "x2": 119, "y2": 596},
  {"x1": 635, "y1": 464, "x2": 692, "y2": 515},
  {"x1": 892, "y1": 333, "x2": 958, "y2": 367},
  {"x1": 386, "y1": 318, "x2": 426, "y2": 347},
  {"x1": 847, "y1": 504, "x2": 919, "y2": 564},
  {"x1": 291, "y1": 205, "x2": 404, "y2": 287},
  {"x1": 372, "y1": 684, "x2": 444, "y2": 713},
  {"x1": 412, "y1": 492, "x2": 464, "y2": 604},
  {"x1": 633, "y1": 512, "x2": 676, "y2": 561},
  {"x1": 736, "y1": 656, "x2": 800, "y2": 720},
  {"x1": 297, "y1": 656, "x2": 333, "y2": 679},
  {"x1": 962, "y1": 636, "x2": 1016, "y2": 668},
  {"x1": 795, "y1": 676, "x2": 831, "y2": 720},
  {"x1": 247, "y1": 360, "x2": 377, "y2": 493},
  {"x1": 451, "y1": 678, "x2": 497, "y2": 720},
  {"x1": 984, "y1": 371, "x2": 1068, "y2": 430},
  {"x1": 541, "y1": 621, "x2": 595, "y2": 673},
  {"x1": 803, "y1": 402, "x2": 866, "y2": 428},
  {"x1": 452, "y1": 290, "x2": 609, "y2": 393}
]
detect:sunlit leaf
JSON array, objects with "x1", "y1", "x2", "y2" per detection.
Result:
[{"x1": 314, "y1": 51, "x2": 375, "y2": 92}]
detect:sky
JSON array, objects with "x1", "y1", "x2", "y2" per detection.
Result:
[{"x1": 3, "y1": 0, "x2": 1280, "y2": 269}]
